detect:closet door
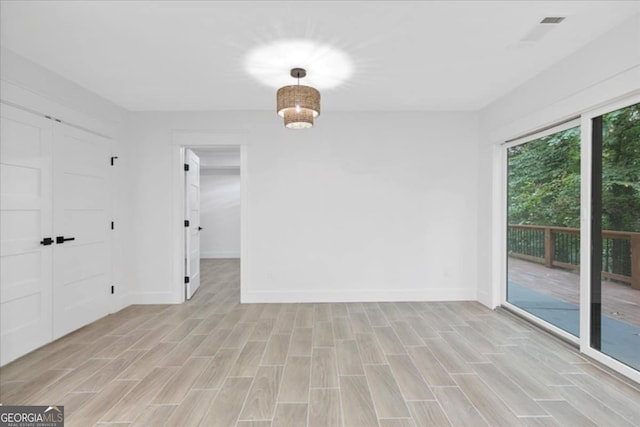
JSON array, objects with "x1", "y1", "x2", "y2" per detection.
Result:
[
  {"x1": 52, "y1": 123, "x2": 112, "y2": 338},
  {"x1": 0, "y1": 104, "x2": 54, "y2": 365}
]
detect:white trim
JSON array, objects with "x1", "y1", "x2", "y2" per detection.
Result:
[
  {"x1": 171, "y1": 130, "x2": 248, "y2": 304},
  {"x1": 503, "y1": 302, "x2": 580, "y2": 345},
  {"x1": 172, "y1": 129, "x2": 247, "y2": 143},
  {"x1": 0, "y1": 80, "x2": 120, "y2": 138},
  {"x1": 492, "y1": 143, "x2": 506, "y2": 309},
  {"x1": 240, "y1": 142, "x2": 248, "y2": 304},
  {"x1": 579, "y1": 114, "x2": 593, "y2": 360},
  {"x1": 171, "y1": 145, "x2": 186, "y2": 304},
  {"x1": 503, "y1": 118, "x2": 581, "y2": 149},
  {"x1": 243, "y1": 288, "x2": 477, "y2": 304},
  {"x1": 486, "y1": 66, "x2": 640, "y2": 144},
  {"x1": 582, "y1": 92, "x2": 640, "y2": 119},
  {"x1": 582, "y1": 346, "x2": 640, "y2": 384}
]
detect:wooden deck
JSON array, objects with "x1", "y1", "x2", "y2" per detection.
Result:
[{"x1": 508, "y1": 257, "x2": 640, "y2": 328}]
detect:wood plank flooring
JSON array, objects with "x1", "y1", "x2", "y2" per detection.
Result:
[{"x1": 1, "y1": 259, "x2": 639, "y2": 426}]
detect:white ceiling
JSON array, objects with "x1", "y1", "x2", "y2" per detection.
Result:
[{"x1": 1, "y1": 1, "x2": 638, "y2": 112}]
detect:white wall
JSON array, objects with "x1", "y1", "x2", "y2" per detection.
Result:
[
  {"x1": 477, "y1": 14, "x2": 640, "y2": 308},
  {"x1": 130, "y1": 111, "x2": 480, "y2": 303},
  {"x1": 0, "y1": 47, "x2": 134, "y2": 312},
  {"x1": 200, "y1": 171, "x2": 241, "y2": 258},
  {"x1": 5, "y1": 8, "x2": 637, "y2": 310}
]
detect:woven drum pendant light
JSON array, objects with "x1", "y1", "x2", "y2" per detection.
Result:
[{"x1": 276, "y1": 68, "x2": 320, "y2": 129}]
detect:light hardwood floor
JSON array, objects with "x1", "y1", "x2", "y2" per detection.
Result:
[{"x1": 1, "y1": 259, "x2": 639, "y2": 426}]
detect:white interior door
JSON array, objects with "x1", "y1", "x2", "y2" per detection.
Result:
[
  {"x1": 185, "y1": 149, "x2": 201, "y2": 299},
  {"x1": 52, "y1": 122, "x2": 112, "y2": 338},
  {"x1": 0, "y1": 104, "x2": 54, "y2": 366}
]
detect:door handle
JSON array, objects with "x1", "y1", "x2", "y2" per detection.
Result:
[
  {"x1": 56, "y1": 236, "x2": 76, "y2": 244},
  {"x1": 40, "y1": 237, "x2": 54, "y2": 246}
]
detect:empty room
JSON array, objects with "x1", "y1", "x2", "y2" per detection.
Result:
[{"x1": 1, "y1": 1, "x2": 639, "y2": 426}]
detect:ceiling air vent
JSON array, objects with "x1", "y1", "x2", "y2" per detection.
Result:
[
  {"x1": 541, "y1": 17, "x2": 565, "y2": 24},
  {"x1": 519, "y1": 16, "x2": 567, "y2": 43}
]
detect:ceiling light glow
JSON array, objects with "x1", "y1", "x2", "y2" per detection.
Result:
[{"x1": 245, "y1": 39, "x2": 353, "y2": 90}]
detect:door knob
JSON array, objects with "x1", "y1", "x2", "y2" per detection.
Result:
[
  {"x1": 56, "y1": 236, "x2": 76, "y2": 244},
  {"x1": 40, "y1": 237, "x2": 54, "y2": 246},
  {"x1": 198, "y1": 226, "x2": 203, "y2": 231}
]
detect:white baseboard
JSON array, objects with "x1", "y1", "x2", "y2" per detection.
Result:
[
  {"x1": 476, "y1": 290, "x2": 494, "y2": 309},
  {"x1": 111, "y1": 294, "x2": 129, "y2": 313},
  {"x1": 201, "y1": 251, "x2": 240, "y2": 259},
  {"x1": 241, "y1": 288, "x2": 477, "y2": 303}
]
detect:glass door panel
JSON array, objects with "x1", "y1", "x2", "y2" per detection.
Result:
[
  {"x1": 592, "y1": 102, "x2": 640, "y2": 370},
  {"x1": 507, "y1": 126, "x2": 581, "y2": 336}
]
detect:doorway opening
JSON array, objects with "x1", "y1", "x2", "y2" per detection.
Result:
[
  {"x1": 185, "y1": 146, "x2": 241, "y2": 300},
  {"x1": 171, "y1": 131, "x2": 246, "y2": 304}
]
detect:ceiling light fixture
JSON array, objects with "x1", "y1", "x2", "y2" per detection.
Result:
[{"x1": 277, "y1": 68, "x2": 320, "y2": 129}]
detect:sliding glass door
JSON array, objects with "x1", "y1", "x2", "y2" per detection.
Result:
[
  {"x1": 591, "y1": 102, "x2": 640, "y2": 371},
  {"x1": 506, "y1": 124, "x2": 581, "y2": 337},
  {"x1": 504, "y1": 96, "x2": 640, "y2": 381}
]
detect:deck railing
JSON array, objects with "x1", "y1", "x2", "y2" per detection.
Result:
[{"x1": 507, "y1": 224, "x2": 640, "y2": 290}]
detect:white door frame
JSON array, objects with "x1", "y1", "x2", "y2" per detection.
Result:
[
  {"x1": 500, "y1": 117, "x2": 582, "y2": 346},
  {"x1": 171, "y1": 130, "x2": 248, "y2": 303}
]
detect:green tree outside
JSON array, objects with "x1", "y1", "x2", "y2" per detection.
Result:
[{"x1": 507, "y1": 102, "x2": 640, "y2": 233}]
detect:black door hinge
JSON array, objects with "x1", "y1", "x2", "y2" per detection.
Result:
[
  {"x1": 184, "y1": 163, "x2": 189, "y2": 172},
  {"x1": 111, "y1": 156, "x2": 118, "y2": 166},
  {"x1": 111, "y1": 221, "x2": 115, "y2": 230},
  {"x1": 111, "y1": 285, "x2": 115, "y2": 294},
  {"x1": 184, "y1": 276, "x2": 190, "y2": 284},
  {"x1": 184, "y1": 220, "x2": 190, "y2": 227}
]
